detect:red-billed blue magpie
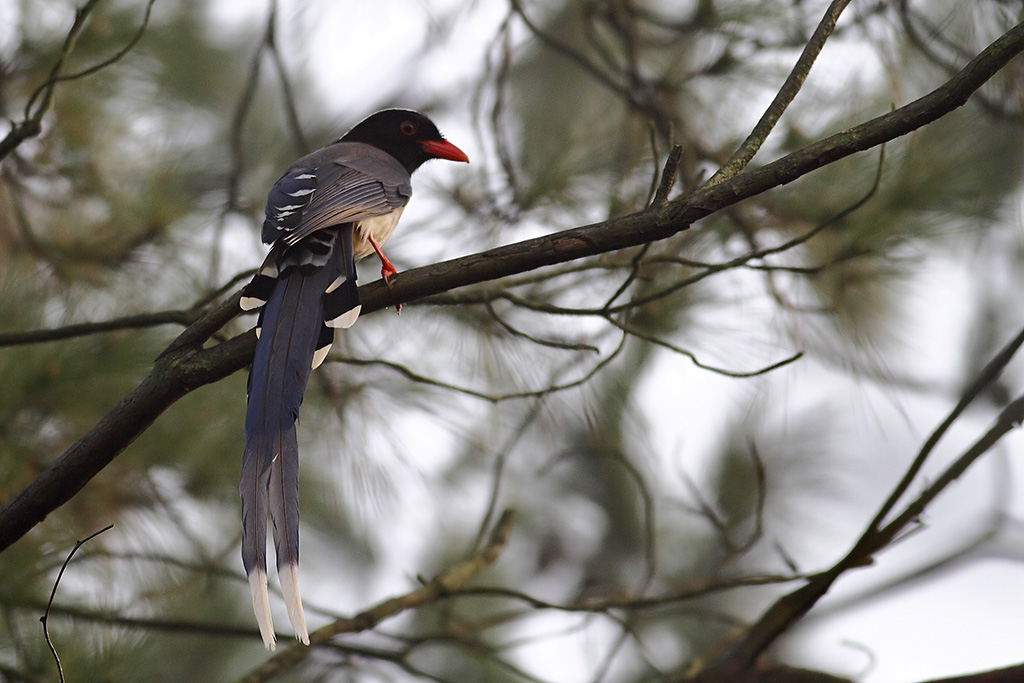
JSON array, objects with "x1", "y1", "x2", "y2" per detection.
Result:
[{"x1": 239, "y1": 109, "x2": 468, "y2": 649}]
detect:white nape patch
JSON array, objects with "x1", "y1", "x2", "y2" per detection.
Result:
[
  {"x1": 328, "y1": 305, "x2": 361, "y2": 329},
  {"x1": 279, "y1": 562, "x2": 310, "y2": 645},
  {"x1": 240, "y1": 296, "x2": 266, "y2": 311},
  {"x1": 249, "y1": 569, "x2": 277, "y2": 650},
  {"x1": 311, "y1": 342, "x2": 332, "y2": 369}
]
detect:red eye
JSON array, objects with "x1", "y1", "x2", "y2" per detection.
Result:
[{"x1": 400, "y1": 120, "x2": 417, "y2": 136}]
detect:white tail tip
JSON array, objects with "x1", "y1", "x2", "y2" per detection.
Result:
[
  {"x1": 328, "y1": 305, "x2": 361, "y2": 329},
  {"x1": 248, "y1": 570, "x2": 277, "y2": 650},
  {"x1": 279, "y1": 562, "x2": 310, "y2": 645},
  {"x1": 311, "y1": 343, "x2": 332, "y2": 370},
  {"x1": 240, "y1": 295, "x2": 265, "y2": 311}
]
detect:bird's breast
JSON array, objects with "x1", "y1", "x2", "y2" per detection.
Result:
[{"x1": 352, "y1": 207, "x2": 405, "y2": 260}]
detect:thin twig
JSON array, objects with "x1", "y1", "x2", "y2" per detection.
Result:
[
  {"x1": 859, "y1": 325, "x2": 1024, "y2": 545},
  {"x1": 2, "y1": 0, "x2": 101, "y2": 160},
  {"x1": 331, "y1": 331, "x2": 626, "y2": 402},
  {"x1": 51, "y1": 0, "x2": 156, "y2": 86},
  {"x1": 603, "y1": 315, "x2": 803, "y2": 378},
  {"x1": 602, "y1": 243, "x2": 652, "y2": 310},
  {"x1": 0, "y1": 310, "x2": 194, "y2": 348},
  {"x1": 469, "y1": 402, "x2": 544, "y2": 555},
  {"x1": 483, "y1": 300, "x2": 600, "y2": 352},
  {"x1": 703, "y1": 0, "x2": 854, "y2": 187},
  {"x1": 449, "y1": 571, "x2": 808, "y2": 613},
  {"x1": 1, "y1": 0, "x2": 155, "y2": 161},
  {"x1": 41, "y1": 524, "x2": 113, "y2": 683},
  {"x1": 652, "y1": 145, "x2": 684, "y2": 205},
  {"x1": 509, "y1": 0, "x2": 671, "y2": 134},
  {"x1": 264, "y1": 1, "x2": 308, "y2": 155}
]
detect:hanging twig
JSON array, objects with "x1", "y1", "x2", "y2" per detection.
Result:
[{"x1": 41, "y1": 524, "x2": 114, "y2": 683}]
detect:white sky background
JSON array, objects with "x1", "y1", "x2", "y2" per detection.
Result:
[{"x1": 205, "y1": 1, "x2": 1024, "y2": 681}]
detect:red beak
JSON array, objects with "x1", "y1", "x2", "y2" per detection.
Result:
[{"x1": 420, "y1": 139, "x2": 470, "y2": 163}]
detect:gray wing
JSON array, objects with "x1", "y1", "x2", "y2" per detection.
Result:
[{"x1": 261, "y1": 141, "x2": 412, "y2": 248}]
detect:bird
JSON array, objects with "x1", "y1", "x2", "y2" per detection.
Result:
[{"x1": 238, "y1": 109, "x2": 468, "y2": 650}]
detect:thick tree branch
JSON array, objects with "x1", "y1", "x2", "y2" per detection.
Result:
[{"x1": 0, "y1": 20, "x2": 1022, "y2": 555}]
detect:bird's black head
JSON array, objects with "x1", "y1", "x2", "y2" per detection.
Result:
[{"x1": 339, "y1": 109, "x2": 469, "y2": 174}]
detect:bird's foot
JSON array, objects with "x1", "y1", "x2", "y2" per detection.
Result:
[
  {"x1": 368, "y1": 235, "x2": 401, "y2": 313},
  {"x1": 368, "y1": 236, "x2": 397, "y2": 288}
]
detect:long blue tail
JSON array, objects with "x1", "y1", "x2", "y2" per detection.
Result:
[{"x1": 240, "y1": 251, "x2": 344, "y2": 648}]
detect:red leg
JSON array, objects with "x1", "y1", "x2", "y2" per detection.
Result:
[
  {"x1": 368, "y1": 235, "x2": 401, "y2": 313},
  {"x1": 368, "y1": 236, "x2": 397, "y2": 286}
]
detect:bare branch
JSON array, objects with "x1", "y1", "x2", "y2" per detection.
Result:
[
  {"x1": 860, "y1": 325, "x2": 1024, "y2": 543},
  {"x1": 0, "y1": 310, "x2": 194, "y2": 348},
  {"x1": 483, "y1": 301, "x2": 601, "y2": 352},
  {"x1": 509, "y1": 0, "x2": 672, "y2": 135},
  {"x1": 263, "y1": 0, "x2": 309, "y2": 155},
  {"x1": 48, "y1": 0, "x2": 156, "y2": 88},
  {"x1": 918, "y1": 662, "x2": 1024, "y2": 683},
  {"x1": 450, "y1": 571, "x2": 808, "y2": 614},
  {"x1": 604, "y1": 315, "x2": 803, "y2": 378},
  {"x1": 40, "y1": 524, "x2": 113, "y2": 683},
  {"x1": 652, "y1": 145, "x2": 684, "y2": 205},
  {"x1": 700, "y1": 324, "x2": 1024, "y2": 674},
  {"x1": 233, "y1": 510, "x2": 516, "y2": 683},
  {"x1": 0, "y1": 0, "x2": 100, "y2": 161},
  {"x1": 681, "y1": 20, "x2": 1024, "y2": 217},
  {"x1": 0, "y1": 292, "x2": 245, "y2": 552},
  {"x1": 331, "y1": 330, "x2": 622, "y2": 402},
  {"x1": 704, "y1": 0, "x2": 854, "y2": 186},
  {"x1": 0, "y1": 0, "x2": 155, "y2": 161}
]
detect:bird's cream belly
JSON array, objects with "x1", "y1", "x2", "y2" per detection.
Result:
[{"x1": 353, "y1": 207, "x2": 404, "y2": 260}]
